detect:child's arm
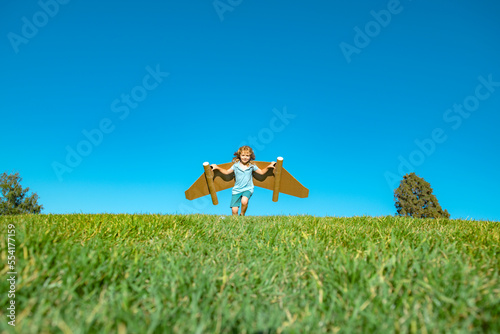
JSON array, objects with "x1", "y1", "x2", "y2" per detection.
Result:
[
  {"x1": 254, "y1": 161, "x2": 276, "y2": 175},
  {"x1": 211, "y1": 164, "x2": 233, "y2": 175}
]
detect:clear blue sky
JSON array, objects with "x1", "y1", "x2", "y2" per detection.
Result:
[{"x1": 2, "y1": 0, "x2": 499, "y2": 220}]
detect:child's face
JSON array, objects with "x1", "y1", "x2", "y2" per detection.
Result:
[{"x1": 240, "y1": 152, "x2": 251, "y2": 164}]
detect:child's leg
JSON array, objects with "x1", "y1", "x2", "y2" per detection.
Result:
[
  {"x1": 239, "y1": 191, "x2": 252, "y2": 216},
  {"x1": 230, "y1": 193, "x2": 242, "y2": 215},
  {"x1": 240, "y1": 196, "x2": 249, "y2": 216}
]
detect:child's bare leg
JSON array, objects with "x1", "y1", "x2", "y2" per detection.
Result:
[
  {"x1": 231, "y1": 207, "x2": 239, "y2": 215},
  {"x1": 240, "y1": 196, "x2": 249, "y2": 216}
]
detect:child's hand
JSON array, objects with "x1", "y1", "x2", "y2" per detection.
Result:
[
  {"x1": 210, "y1": 164, "x2": 218, "y2": 170},
  {"x1": 269, "y1": 161, "x2": 276, "y2": 168}
]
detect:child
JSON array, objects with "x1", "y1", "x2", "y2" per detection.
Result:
[{"x1": 211, "y1": 146, "x2": 275, "y2": 216}]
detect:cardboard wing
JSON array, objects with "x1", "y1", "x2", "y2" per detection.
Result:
[{"x1": 184, "y1": 157, "x2": 309, "y2": 205}]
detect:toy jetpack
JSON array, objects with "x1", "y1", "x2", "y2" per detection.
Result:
[{"x1": 185, "y1": 157, "x2": 309, "y2": 205}]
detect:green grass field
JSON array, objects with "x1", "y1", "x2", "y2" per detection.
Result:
[{"x1": 1, "y1": 214, "x2": 499, "y2": 333}]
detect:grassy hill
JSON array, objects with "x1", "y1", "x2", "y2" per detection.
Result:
[{"x1": 1, "y1": 214, "x2": 499, "y2": 333}]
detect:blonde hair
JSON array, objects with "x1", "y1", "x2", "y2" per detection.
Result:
[{"x1": 232, "y1": 146, "x2": 256, "y2": 163}]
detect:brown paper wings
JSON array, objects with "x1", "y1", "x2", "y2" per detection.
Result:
[{"x1": 185, "y1": 157, "x2": 309, "y2": 205}]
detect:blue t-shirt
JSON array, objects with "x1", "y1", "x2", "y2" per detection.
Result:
[{"x1": 230, "y1": 162, "x2": 259, "y2": 194}]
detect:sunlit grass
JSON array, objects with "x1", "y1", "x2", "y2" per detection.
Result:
[{"x1": 1, "y1": 214, "x2": 499, "y2": 333}]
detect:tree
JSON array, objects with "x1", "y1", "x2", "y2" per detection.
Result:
[
  {"x1": 0, "y1": 172, "x2": 43, "y2": 215},
  {"x1": 394, "y1": 172, "x2": 449, "y2": 219}
]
